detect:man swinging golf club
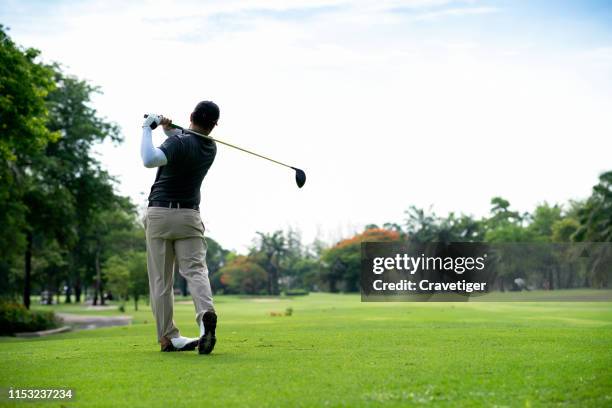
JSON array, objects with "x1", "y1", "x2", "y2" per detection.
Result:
[{"x1": 140, "y1": 101, "x2": 219, "y2": 354}]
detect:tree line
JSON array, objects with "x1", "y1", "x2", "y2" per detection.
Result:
[{"x1": 214, "y1": 180, "x2": 610, "y2": 295}]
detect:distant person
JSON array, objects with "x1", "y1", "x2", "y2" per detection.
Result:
[
  {"x1": 512, "y1": 278, "x2": 527, "y2": 291},
  {"x1": 140, "y1": 102, "x2": 219, "y2": 354}
]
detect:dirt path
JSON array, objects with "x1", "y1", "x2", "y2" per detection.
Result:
[{"x1": 56, "y1": 313, "x2": 132, "y2": 329}]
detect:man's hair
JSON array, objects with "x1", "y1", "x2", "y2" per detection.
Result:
[{"x1": 192, "y1": 101, "x2": 220, "y2": 129}]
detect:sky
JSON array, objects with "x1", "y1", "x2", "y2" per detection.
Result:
[{"x1": 1, "y1": 0, "x2": 611, "y2": 252}]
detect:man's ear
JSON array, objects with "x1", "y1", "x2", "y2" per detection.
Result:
[{"x1": 190, "y1": 112, "x2": 194, "y2": 123}]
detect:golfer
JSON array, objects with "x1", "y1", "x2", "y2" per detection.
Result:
[{"x1": 140, "y1": 101, "x2": 219, "y2": 354}]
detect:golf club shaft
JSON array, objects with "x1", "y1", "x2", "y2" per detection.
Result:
[
  {"x1": 144, "y1": 115, "x2": 294, "y2": 170},
  {"x1": 174, "y1": 124, "x2": 294, "y2": 169}
]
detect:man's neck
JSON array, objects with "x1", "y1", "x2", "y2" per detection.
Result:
[{"x1": 189, "y1": 125, "x2": 211, "y2": 136}]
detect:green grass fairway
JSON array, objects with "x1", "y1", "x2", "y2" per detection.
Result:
[{"x1": 2, "y1": 292, "x2": 612, "y2": 407}]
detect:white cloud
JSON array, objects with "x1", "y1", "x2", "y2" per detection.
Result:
[{"x1": 410, "y1": 6, "x2": 499, "y2": 21}]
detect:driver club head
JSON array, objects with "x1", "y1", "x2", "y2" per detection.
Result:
[{"x1": 292, "y1": 167, "x2": 306, "y2": 188}]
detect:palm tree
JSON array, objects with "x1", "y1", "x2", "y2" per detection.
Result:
[{"x1": 255, "y1": 231, "x2": 287, "y2": 295}]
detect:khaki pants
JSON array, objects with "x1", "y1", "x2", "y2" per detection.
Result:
[{"x1": 144, "y1": 207, "x2": 214, "y2": 342}]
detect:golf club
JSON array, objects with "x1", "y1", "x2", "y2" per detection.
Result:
[{"x1": 144, "y1": 114, "x2": 306, "y2": 188}]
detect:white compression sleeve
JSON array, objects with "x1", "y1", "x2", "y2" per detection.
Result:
[{"x1": 140, "y1": 126, "x2": 168, "y2": 168}]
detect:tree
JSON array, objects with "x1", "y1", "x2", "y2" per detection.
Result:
[
  {"x1": 482, "y1": 198, "x2": 535, "y2": 290},
  {"x1": 403, "y1": 206, "x2": 484, "y2": 243},
  {"x1": 217, "y1": 256, "x2": 267, "y2": 294},
  {"x1": 488, "y1": 197, "x2": 522, "y2": 225},
  {"x1": 104, "y1": 251, "x2": 148, "y2": 311},
  {"x1": 286, "y1": 257, "x2": 320, "y2": 290},
  {"x1": 0, "y1": 26, "x2": 58, "y2": 307},
  {"x1": 22, "y1": 148, "x2": 77, "y2": 306},
  {"x1": 484, "y1": 197, "x2": 533, "y2": 242},
  {"x1": 43, "y1": 70, "x2": 122, "y2": 305},
  {"x1": 124, "y1": 251, "x2": 148, "y2": 311},
  {"x1": 527, "y1": 203, "x2": 563, "y2": 241},
  {"x1": 252, "y1": 231, "x2": 287, "y2": 295},
  {"x1": 552, "y1": 218, "x2": 580, "y2": 243},
  {"x1": 404, "y1": 206, "x2": 439, "y2": 243},
  {"x1": 573, "y1": 171, "x2": 612, "y2": 288},
  {"x1": 321, "y1": 228, "x2": 400, "y2": 292},
  {"x1": 574, "y1": 171, "x2": 612, "y2": 242},
  {"x1": 88, "y1": 204, "x2": 140, "y2": 305},
  {"x1": 103, "y1": 255, "x2": 130, "y2": 309}
]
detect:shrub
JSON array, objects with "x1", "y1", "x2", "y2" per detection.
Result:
[
  {"x1": 0, "y1": 302, "x2": 58, "y2": 335},
  {"x1": 284, "y1": 289, "x2": 309, "y2": 296}
]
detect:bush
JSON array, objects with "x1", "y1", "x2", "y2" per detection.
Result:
[
  {"x1": 284, "y1": 289, "x2": 309, "y2": 296},
  {"x1": 0, "y1": 302, "x2": 58, "y2": 335}
]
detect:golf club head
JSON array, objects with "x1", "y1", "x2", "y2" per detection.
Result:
[{"x1": 292, "y1": 167, "x2": 306, "y2": 188}]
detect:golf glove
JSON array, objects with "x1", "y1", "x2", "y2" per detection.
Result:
[{"x1": 143, "y1": 113, "x2": 161, "y2": 129}]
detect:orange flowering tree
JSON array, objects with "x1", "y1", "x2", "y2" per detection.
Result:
[
  {"x1": 216, "y1": 255, "x2": 268, "y2": 295},
  {"x1": 321, "y1": 228, "x2": 400, "y2": 292}
]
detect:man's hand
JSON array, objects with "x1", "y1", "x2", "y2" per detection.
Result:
[
  {"x1": 160, "y1": 116, "x2": 173, "y2": 131},
  {"x1": 143, "y1": 114, "x2": 161, "y2": 129}
]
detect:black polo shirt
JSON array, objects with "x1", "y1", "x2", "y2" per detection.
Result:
[{"x1": 147, "y1": 130, "x2": 216, "y2": 205}]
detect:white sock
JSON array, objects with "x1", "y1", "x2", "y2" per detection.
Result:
[
  {"x1": 199, "y1": 321, "x2": 205, "y2": 337},
  {"x1": 170, "y1": 336, "x2": 198, "y2": 349}
]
